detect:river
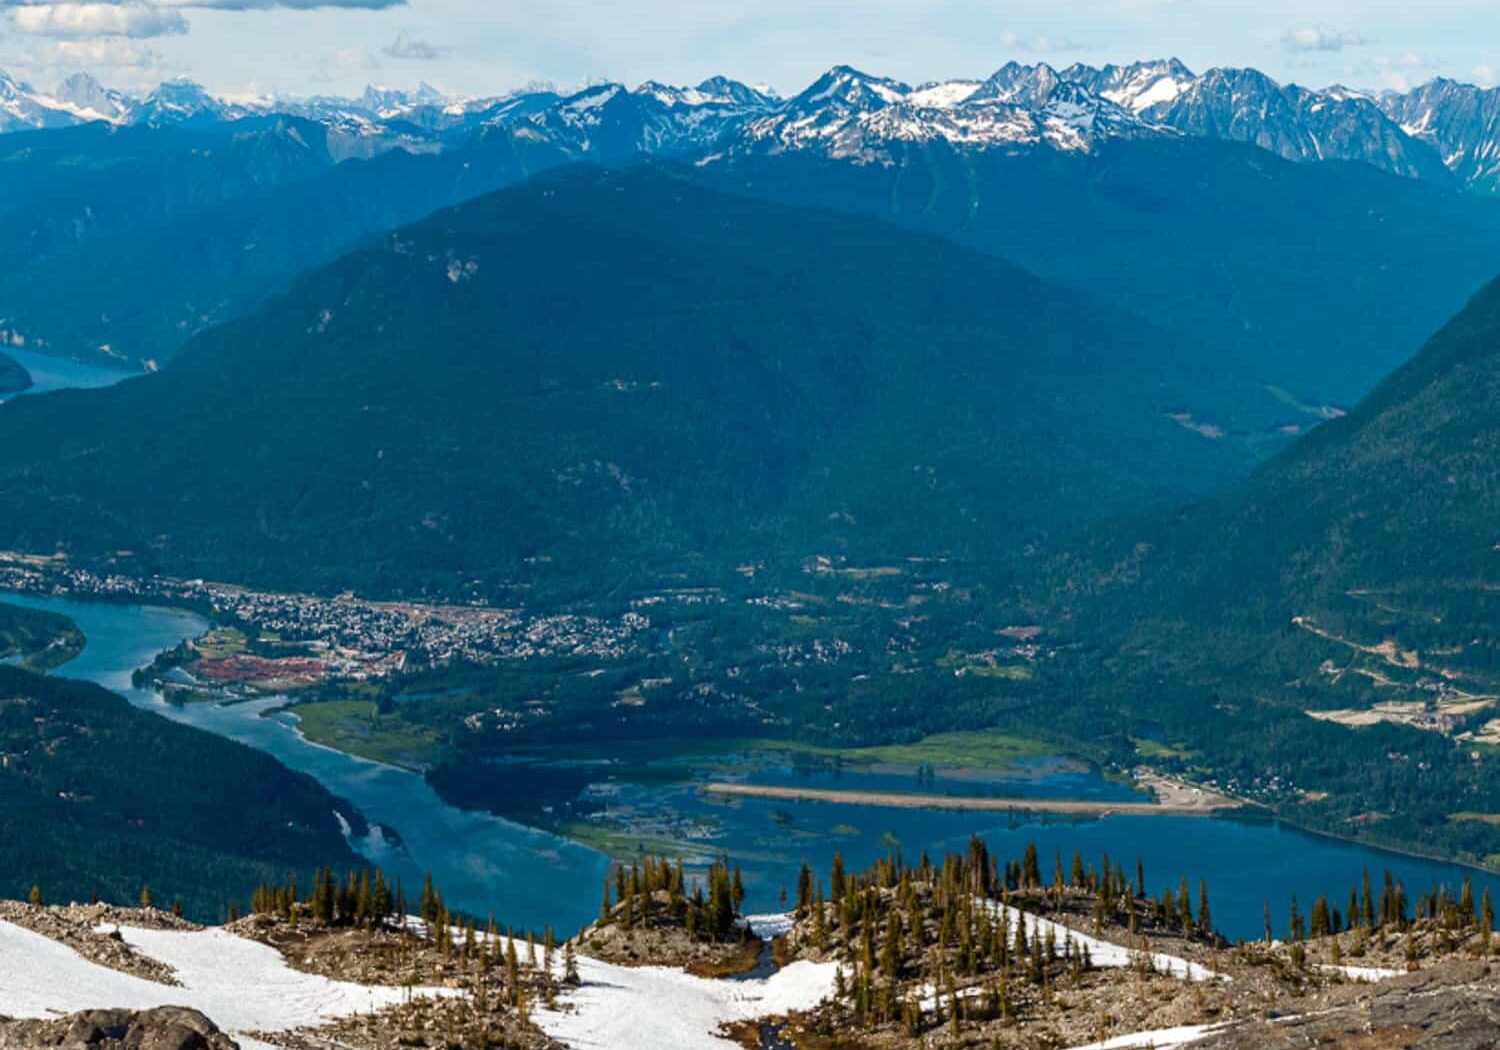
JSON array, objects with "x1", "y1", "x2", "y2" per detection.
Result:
[
  {"x1": 3, "y1": 593, "x2": 610, "y2": 935},
  {"x1": 9, "y1": 590, "x2": 1500, "y2": 942}
]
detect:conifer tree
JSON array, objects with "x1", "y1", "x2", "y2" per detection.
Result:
[{"x1": 1483, "y1": 888, "x2": 1495, "y2": 956}]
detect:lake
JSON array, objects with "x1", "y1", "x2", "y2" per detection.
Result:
[
  {"x1": 1, "y1": 348, "x2": 136, "y2": 399},
  {"x1": 8, "y1": 590, "x2": 1500, "y2": 942}
]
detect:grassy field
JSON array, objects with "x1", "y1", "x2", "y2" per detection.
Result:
[
  {"x1": 284, "y1": 699, "x2": 445, "y2": 769},
  {"x1": 481, "y1": 729, "x2": 1055, "y2": 776}
]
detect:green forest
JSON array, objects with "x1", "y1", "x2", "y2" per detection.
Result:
[
  {"x1": 0, "y1": 600, "x2": 82, "y2": 671},
  {"x1": 0, "y1": 664, "x2": 363, "y2": 919}
]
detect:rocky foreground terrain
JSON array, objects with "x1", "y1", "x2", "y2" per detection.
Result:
[
  {"x1": 2, "y1": 852, "x2": 1500, "y2": 1049},
  {"x1": 0, "y1": 1007, "x2": 236, "y2": 1050}
]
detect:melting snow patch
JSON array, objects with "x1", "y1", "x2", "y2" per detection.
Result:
[
  {"x1": 1065, "y1": 1023, "x2": 1223, "y2": 1050},
  {"x1": 987, "y1": 902, "x2": 1225, "y2": 982},
  {"x1": 0, "y1": 920, "x2": 446, "y2": 1040},
  {"x1": 1318, "y1": 962, "x2": 1403, "y2": 982},
  {"x1": 745, "y1": 912, "x2": 795, "y2": 939},
  {"x1": 536, "y1": 954, "x2": 836, "y2": 1050}
]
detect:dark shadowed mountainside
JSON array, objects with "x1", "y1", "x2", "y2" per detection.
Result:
[{"x1": 0, "y1": 165, "x2": 1286, "y2": 599}]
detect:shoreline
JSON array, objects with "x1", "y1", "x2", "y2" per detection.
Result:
[{"x1": 701, "y1": 774, "x2": 1240, "y2": 817}]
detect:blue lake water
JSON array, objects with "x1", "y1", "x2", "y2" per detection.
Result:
[
  {"x1": 8, "y1": 590, "x2": 1500, "y2": 942},
  {"x1": 1, "y1": 348, "x2": 136, "y2": 399},
  {"x1": 3, "y1": 593, "x2": 609, "y2": 934}
]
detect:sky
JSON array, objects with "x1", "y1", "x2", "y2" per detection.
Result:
[{"x1": 2, "y1": 0, "x2": 1500, "y2": 100}]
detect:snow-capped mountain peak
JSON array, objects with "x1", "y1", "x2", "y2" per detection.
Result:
[
  {"x1": 47, "y1": 72, "x2": 132, "y2": 124},
  {"x1": 3, "y1": 59, "x2": 1500, "y2": 190}
]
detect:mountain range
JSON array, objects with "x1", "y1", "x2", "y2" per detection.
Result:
[
  {"x1": 5, "y1": 60, "x2": 1500, "y2": 192},
  {"x1": 7, "y1": 97, "x2": 1500, "y2": 410},
  {"x1": 6, "y1": 58, "x2": 1500, "y2": 407}
]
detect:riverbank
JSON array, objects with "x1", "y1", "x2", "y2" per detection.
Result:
[{"x1": 701, "y1": 773, "x2": 1241, "y2": 816}]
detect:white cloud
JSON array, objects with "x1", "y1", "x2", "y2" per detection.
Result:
[
  {"x1": 0, "y1": 0, "x2": 403, "y2": 42},
  {"x1": 1281, "y1": 25, "x2": 1367, "y2": 54},
  {"x1": 999, "y1": 29, "x2": 1087, "y2": 55},
  {"x1": 1371, "y1": 52, "x2": 1430, "y2": 92},
  {"x1": 10, "y1": 2, "x2": 186, "y2": 38},
  {"x1": 52, "y1": 35, "x2": 164, "y2": 67},
  {"x1": 382, "y1": 32, "x2": 447, "y2": 60},
  {"x1": 323, "y1": 45, "x2": 375, "y2": 70},
  {"x1": 129, "y1": 0, "x2": 402, "y2": 8}
]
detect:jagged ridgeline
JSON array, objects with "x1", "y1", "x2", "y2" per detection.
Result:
[
  {"x1": 8, "y1": 64, "x2": 1500, "y2": 408},
  {"x1": 0, "y1": 165, "x2": 1281, "y2": 598}
]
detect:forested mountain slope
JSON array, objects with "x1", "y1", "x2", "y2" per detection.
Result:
[
  {"x1": 705, "y1": 137, "x2": 1500, "y2": 402},
  {"x1": 0, "y1": 351, "x2": 28, "y2": 394},
  {"x1": 0, "y1": 601, "x2": 78, "y2": 670},
  {"x1": 1015, "y1": 272, "x2": 1500, "y2": 864},
  {"x1": 6, "y1": 105, "x2": 1500, "y2": 414},
  {"x1": 0, "y1": 166, "x2": 1283, "y2": 599},
  {"x1": 0, "y1": 123, "x2": 569, "y2": 365},
  {"x1": 0, "y1": 665, "x2": 361, "y2": 918}
]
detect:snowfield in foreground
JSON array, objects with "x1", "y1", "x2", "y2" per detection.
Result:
[
  {"x1": 536, "y1": 954, "x2": 837, "y2": 1050},
  {"x1": 0, "y1": 920, "x2": 438, "y2": 1040}
]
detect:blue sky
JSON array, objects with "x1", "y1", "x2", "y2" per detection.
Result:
[{"x1": 1, "y1": 0, "x2": 1499, "y2": 98}]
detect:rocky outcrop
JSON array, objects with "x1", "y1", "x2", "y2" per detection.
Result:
[
  {"x1": 1199, "y1": 962, "x2": 1500, "y2": 1049},
  {"x1": 0, "y1": 902, "x2": 193, "y2": 985},
  {"x1": 0, "y1": 1007, "x2": 236, "y2": 1050}
]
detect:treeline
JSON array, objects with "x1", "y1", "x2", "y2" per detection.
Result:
[
  {"x1": 249, "y1": 866, "x2": 581, "y2": 1014},
  {"x1": 597, "y1": 854, "x2": 747, "y2": 943},
  {"x1": 790, "y1": 837, "x2": 1220, "y2": 1037},
  {"x1": 789, "y1": 838, "x2": 1500, "y2": 1039}
]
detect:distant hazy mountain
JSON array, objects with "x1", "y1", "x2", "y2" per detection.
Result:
[
  {"x1": 8, "y1": 59, "x2": 1500, "y2": 404},
  {"x1": 700, "y1": 137, "x2": 1500, "y2": 403},
  {"x1": 0, "y1": 167, "x2": 1285, "y2": 597},
  {"x1": 1379, "y1": 77, "x2": 1500, "y2": 192},
  {"x1": 0, "y1": 121, "x2": 569, "y2": 367}
]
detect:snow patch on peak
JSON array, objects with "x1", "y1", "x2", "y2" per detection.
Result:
[{"x1": 908, "y1": 80, "x2": 981, "y2": 109}]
